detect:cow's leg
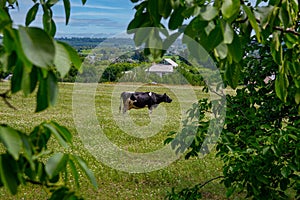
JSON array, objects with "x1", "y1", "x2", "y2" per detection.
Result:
[
  {"x1": 123, "y1": 103, "x2": 127, "y2": 114},
  {"x1": 148, "y1": 106, "x2": 153, "y2": 114},
  {"x1": 123, "y1": 99, "x2": 130, "y2": 114}
]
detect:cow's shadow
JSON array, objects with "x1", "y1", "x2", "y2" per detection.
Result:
[{"x1": 114, "y1": 105, "x2": 168, "y2": 139}]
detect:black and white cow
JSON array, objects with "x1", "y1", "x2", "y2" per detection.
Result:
[{"x1": 119, "y1": 91, "x2": 172, "y2": 114}]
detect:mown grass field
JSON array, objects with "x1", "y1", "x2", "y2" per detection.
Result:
[{"x1": 0, "y1": 81, "x2": 236, "y2": 200}]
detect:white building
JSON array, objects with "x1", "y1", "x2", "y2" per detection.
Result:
[{"x1": 146, "y1": 58, "x2": 178, "y2": 77}]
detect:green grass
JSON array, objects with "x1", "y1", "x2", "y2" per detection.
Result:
[{"x1": 0, "y1": 81, "x2": 235, "y2": 200}]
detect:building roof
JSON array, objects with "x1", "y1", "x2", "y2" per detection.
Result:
[
  {"x1": 146, "y1": 64, "x2": 174, "y2": 73},
  {"x1": 164, "y1": 58, "x2": 178, "y2": 67}
]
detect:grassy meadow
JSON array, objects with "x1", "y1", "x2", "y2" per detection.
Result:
[{"x1": 0, "y1": 81, "x2": 236, "y2": 200}]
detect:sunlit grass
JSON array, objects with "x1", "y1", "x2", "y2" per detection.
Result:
[{"x1": 0, "y1": 81, "x2": 239, "y2": 199}]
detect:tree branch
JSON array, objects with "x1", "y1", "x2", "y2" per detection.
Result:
[
  {"x1": 0, "y1": 91, "x2": 17, "y2": 110},
  {"x1": 235, "y1": 12, "x2": 300, "y2": 37},
  {"x1": 198, "y1": 175, "x2": 224, "y2": 189},
  {"x1": 26, "y1": 179, "x2": 44, "y2": 186},
  {"x1": 274, "y1": 26, "x2": 300, "y2": 36}
]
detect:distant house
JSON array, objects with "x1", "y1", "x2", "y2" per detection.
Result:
[
  {"x1": 146, "y1": 58, "x2": 178, "y2": 77},
  {"x1": 161, "y1": 58, "x2": 178, "y2": 67}
]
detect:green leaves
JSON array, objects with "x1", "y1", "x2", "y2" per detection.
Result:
[
  {"x1": 54, "y1": 42, "x2": 71, "y2": 77},
  {"x1": 228, "y1": 33, "x2": 242, "y2": 62},
  {"x1": 59, "y1": 41, "x2": 82, "y2": 69},
  {"x1": 72, "y1": 156, "x2": 98, "y2": 188},
  {"x1": 275, "y1": 67, "x2": 289, "y2": 102},
  {"x1": 242, "y1": 5, "x2": 261, "y2": 43},
  {"x1": 0, "y1": 126, "x2": 22, "y2": 160},
  {"x1": 225, "y1": 63, "x2": 241, "y2": 89},
  {"x1": 221, "y1": 0, "x2": 240, "y2": 20},
  {"x1": 0, "y1": 1, "x2": 96, "y2": 199},
  {"x1": 63, "y1": 0, "x2": 71, "y2": 25},
  {"x1": 0, "y1": 155, "x2": 18, "y2": 195},
  {"x1": 0, "y1": 7, "x2": 12, "y2": 31},
  {"x1": 19, "y1": 26, "x2": 55, "y2": 68},
  {"x1": 43, "y1": 122, "x2": 72, "y2": 148},
  {"x1": 222, "y1": 22, "x2": 234, "y2": 44},
  {"x1": 0, "y1": 121, "x2": 97, "y2": 196},
  {"x1": 199, "y1": 5, "x2": 218, "y2": 21},
  {"x1": 25, "y1": 3, "x2": 39, "y2": 26},
  {"x1": 46, "y1": 153, "x2": 69, "y2": 179},
  {"x1": 36, "y1": 71, "x2": 58, "y2": 112},
  {"x1": 169, "y1": 6, "x2": 185, "y2": 30},
  {"x1": 45, "y1": 154, "x2": 98, "y2": 189},
  {"x1": 158, "y1": 0, "x2": 172, "y2": 19}
]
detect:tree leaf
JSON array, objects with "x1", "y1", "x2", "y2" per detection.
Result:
[
  {"x1": 0, "y1": 7, "x2": 12, "y2": 31},
  {"x1": 215, "y1": 42, "x2": 228, "y2": 59},
  {"x1": 169, "y1": 6, "x2": 185, "y2": 30},
  {"x1": 148, "y1": 29, "x2": 163, "y2": 60},
  {"x1": 20, "y1": 134, "x2": 34, "y2": 170},
  {"x1": 49, "y1": 121, "x2": 73, "y2": 144},
  {"x1": 148, "y1": 0, "x2": 160, "y2": 25},
  {"x1": 199, "y1": 5, "x2": 218, "y2": 21},
  {"x1": 255, "y1": 6, "x2": 274, "y2": 29},
  {"x1": 29, "y1": 66, "x2": 38, "y2": 93},
  {"x1": 47, "y1": 71, "x2": 58, "y2": 107},
  {"x1": 221, "y1": 0, "x2": 240, "y2": 20},
  {"x1": 25, "y1": 3, "x2": 39, "y2": 26},
  {"x1": 54, "y1": 41, "x2": 71, "y2": 77},
  {"x1": 45, "y1": 153, "x2": 69, "y2": 179},
  {"x1": 202, "y1": 23, "x2": 223, "y2": 51},
  {"x1": 0, "y1": 155, "x2": 18, "y2": 195},
  {"x1": 225, "y1": 63, "x2": 241, "y2": 89},
  {"x1": 68, "y1": 159, "x2": 80, "y2": 188},
  {"x1": 21, "y1": 67, "x2": 32, "y2": 96},
  {"x1": 279, "y1": 3, "x2": 291, "y2": 28},
  {"x1": 281, "y1": 166, "x2": 291, "y2": 178},
  {"x1": 275, "y1": 70, "x2": 289, "y2": 102},
  {"x1": 0, "y1": 126, "x2": 22, "y2": 160},
  {"x1": 58, "y1": 41, "x2": 82, "y2": 69},
  {"x1": 222, "y1": 21, "x2": 234, "y2": 44},
  {"x1": 133, "y1": 27, "x2": 150, "y2": 47},
  {"x1": 127, "y1": 12, "x2": 148, "y2": 33},
  {"x1": 18, "y1": 26, "x2": 55, "y2": 68},
  {"x1": 271, "y1": 32, "x2": 282, "y2": 64},
  {"x1": 72, "y1": 155, "x2": 98, "y2": 188},
  {"x1": 242, "y1": 5, "x2": 261, "y2": 43},
  {"x1": 43, "y1": 123, "x2": 69, "y2": 148},
  {"x1": 36, "y1": 71, "x2": 49, "y2": 112},
  {"x1": 228, "y1": 34, "x2": 242, "y2": 62},
  {"x1": 158, "y1": 0, "x2": 172, "y2": 19},
  {"x1": 11, "y1": 60, "x2": 23, "y2": 93},
  {"x1": 63, "y1": 0, "x2": 71, "y2": 25},
  {"x1": 163, "y1": 32, "x2": 182, "y2": 50},
  {"x1": 49, "y1": 18, "x2": 57, "y2": 37},
  {"x1": 46, "y1": 0, "x2": 59, "y2": 7},
  {"x1": 295, "y1": 88, "x2": 300, "y2": 104}
]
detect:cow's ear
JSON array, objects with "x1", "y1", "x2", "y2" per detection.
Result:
[{"x1": 164, "y1": 93, "x2": 166, "y2": 96}]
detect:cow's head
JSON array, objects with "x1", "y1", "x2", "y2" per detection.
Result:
[{"x1": 163, "y1": 93, "x2": 172, "y2": 103}]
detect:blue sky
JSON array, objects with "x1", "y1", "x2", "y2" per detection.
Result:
[{"x1": 10, "y1": 0, "x2": 135, "y2": 37}]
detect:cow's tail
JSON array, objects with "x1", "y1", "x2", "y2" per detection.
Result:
[
  {"x1": 119, "y1": 92, "x2": 125, "y2": 113},
  {"x1": 119, "y1": 93, "x2": 122, "y2": 113}
]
